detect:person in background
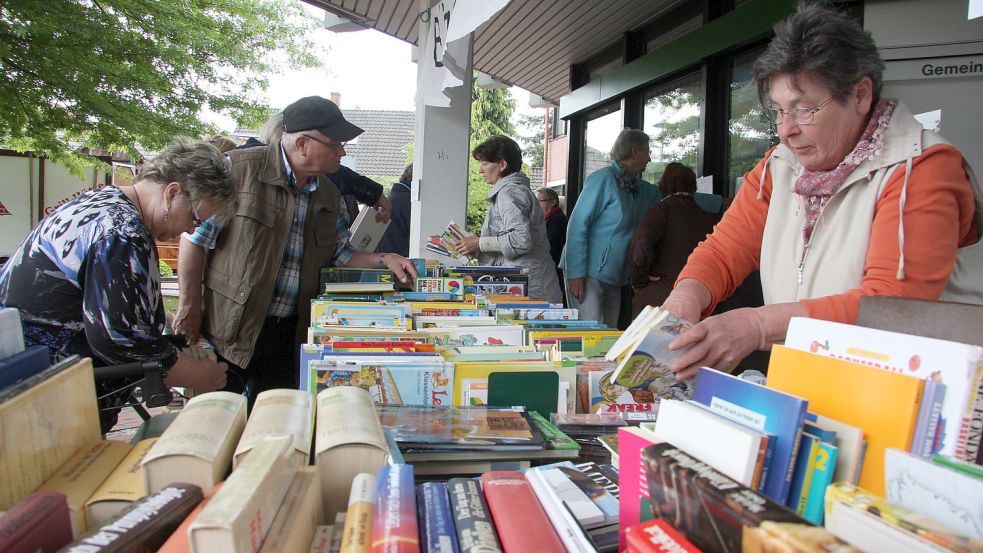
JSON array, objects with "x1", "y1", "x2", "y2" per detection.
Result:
[
  {"x1": 662, "y1": 4, "x2": 980, "y2": 379},
  {"x1": 173, "y1": 96, "x2": 417, "y2": 404},
  {"x1": 454, "y1": 135, "x2": 563, "y2": 303},
  {"x1": 537, "y1": 186, "x2": 567, "y2": 303},
  {"x1": 376, "y1": 164, "x2": 413, "y2": 257},
  {"x1": 0, "y1": 138, "x2": 236, "y2": 430},
  {"x1": 628, "y1": 162, "x2": 721, "y2": 318},
  {"x1": 207, "y1": 135, "x2": 238, "y2": 153},
  {"x1": 561, "y1": 128, "x2": 662, "y2": 327}
]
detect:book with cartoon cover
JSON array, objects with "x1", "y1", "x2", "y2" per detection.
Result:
[
  {"x1": 607, "y1": 311, "x2": 694, "y2": 401},
  {"x1": 377, "y1": 405, "x2": 545, "y2": 450}
]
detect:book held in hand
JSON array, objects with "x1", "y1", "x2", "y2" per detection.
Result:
[{"x1": 349, "y1": 205, "x2": 391, "y2": 252}]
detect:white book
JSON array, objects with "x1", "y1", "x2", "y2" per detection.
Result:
[
  {"x1": 142, "y1": 391, "x2": 247, "y2": 494},
  {"x1": 826, "y1": 500, "x2": 948, "y2": 553},
  {"x1": 653, "y1": 399, "x2": 766, "y2": 487},
  {"x1": 190, "y1": 436, "x2": 298, "y2": 553},
  {"x1": 349, "y1": 205, "x2": 390, "y2": 252},
  {"x1": 421, "y1": 325, "x2": 525, "y2": 346},
  {"x1": 412, "y1": 315, "x2": 498, "y2": 328},
  {"x1": 807, "y1": 413, "x2": 866, "y2": 485},
  {"x1": 785, "y1": 317, "x2": 983, "y2": 460},
  {"x1": 524, "y1": 468, "x2": 598, "y2": 553},
  {"x1": 234, "y1": 389, "x2": 313, "y2": 469},
  {"x1": 885, "y1": 448, "x2": 983, "y2": 540}
]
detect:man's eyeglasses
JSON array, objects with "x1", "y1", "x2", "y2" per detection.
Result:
[
  {"x1": 764, "y1": 96, "x2": 835, "y2": 126},
  {"x1": 302, "y1": 133, "x2": 347, "y2": 152}
]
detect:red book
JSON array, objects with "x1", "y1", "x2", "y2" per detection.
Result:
[
  {"x1": 0, "y1": 491, "x2": 72, "y2": 553},
  {"x1": 481, "y1": 471, "x2": 565, "y2": 553},
  {"x1": 626, "y1": 519, "x2": 703, "y2": 552}
]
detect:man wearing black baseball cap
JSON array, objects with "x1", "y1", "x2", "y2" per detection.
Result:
[{"x1": 175, "y1": 95, "x2": 418, "y2": 404}]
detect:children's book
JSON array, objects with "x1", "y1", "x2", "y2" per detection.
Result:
[
  {"x1": 604, "y1": 310, "x2": 693, "y2": 401},
  {"x1": 423, "y1": 325, "x2": 524, "y2": 347},
  {"x1": 805, "y1": 412, "x2": 866, "y2": 486},
  {"x1": 692, "y1": 367, "x2": 808, "y2": 505},
  {"x1": 308, "y1": 359, "x2": 454, "y2": 407},
  {"x1": 349, "y1": 205, "x2": 390, "y2": 252},
  {"x1": 767, "y1": 345, "x2": 924, "y2": 496},
  {"x1": 453, "y1": 361, "x2": 576, "y2": 413},
  {"x1": 377, "y1": 405, "x2": 545, "y2": 451}
]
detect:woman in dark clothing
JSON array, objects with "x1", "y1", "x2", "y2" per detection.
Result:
[
  {"x1": 628, "y1": 163, "x2": 722, "y2": 318},
  {"x1": 537, "y1": 187, "x2": 567, "y2": 303},
  {"x1": 376, "y1": 164, "x2": 413, "y2": 257}
]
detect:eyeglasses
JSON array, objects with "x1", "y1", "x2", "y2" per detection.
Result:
[
  {"x1": 764, "y1": 96, "x2": 835, "y2": 126},
  {"x1": 302, "y1": 133, "x2": 347, "y2": 152}
]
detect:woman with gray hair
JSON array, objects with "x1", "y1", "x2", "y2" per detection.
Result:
[
  {"x1": 662, "y1": 3, "x2": 980, "y2": 379},
  {"x1": 0, "y1": 137, "x2": 237, "y2": 430},
  {"x1": 561, "y1": 128, "x2": 662, "y2": 327}
]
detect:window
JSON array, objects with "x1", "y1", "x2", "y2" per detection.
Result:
[
  {"x1": 582, "y1": 104, "x2": 622, "y2": 179},
  {"x1": 727, "y1": 48, "x2": 778, "y2": 194},
  {"x1": 641, "y1": 70, "x2": 704, "y2": 184}
]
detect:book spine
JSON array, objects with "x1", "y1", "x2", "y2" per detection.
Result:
[
  {"x1": 911, "y1": 380, "x2": 945, "y2": 458},
  {"x1": 802, "y1": 442, "x2": 838, "y2": 525},
  {"x1": 575, "y1": 462, "x2": 621, "y2": 499},
  {"x1": 445, "y1": 478, "x2": 502, "y2": 553},
  {"x1": 370, "y1": 465, "x2": 418, "y2": 553},
  {"x1": 625, "y1": 519, "x2": 702, "y2": 553},
  {"x1": 0, "y1": 491, "x2": 72, "y2": 553},
  {"x1": 481, "y1": 472, "x2": 566, "y2": 553},
  {"x1": 417, "y1": 483, "x2": 459, "y2": 553},
  {"x1": 788, "y1": 434, "x2": 818, "y2": 513},
  {"x1": 61, "y1": 484, "x2": 203, "y2": 553},
  {"x1": 965, "y1": 368, "x2": 983, "y2": 462},
  {"x1": 340, "y1": 473, "x2": 377, "y2": 553},
  {"x1": 756, "y1": 436, "x2": 775, "y2": 494}
]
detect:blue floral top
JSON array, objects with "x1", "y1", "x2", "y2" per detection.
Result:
[{"x1": 0, "y1": 186, "x2": 178, "y2": 373}]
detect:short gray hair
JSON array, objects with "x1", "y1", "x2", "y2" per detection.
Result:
[
  {"x1": 138, "y1": 137, "x2": 237, "y2": 224},
  {"x1": 754, "y1": 3, "x2": 884, "y2": 107},
  {"x1": 610, "y1": 129, "x2": 650, "y2": 162},
  {"x1": 537, "y1": 186, "x2": 559, "y2": 208}
]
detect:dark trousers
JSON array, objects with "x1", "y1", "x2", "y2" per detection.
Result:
[{"x1": 219, "y1": 315, "x2": 299, "y2": 410}]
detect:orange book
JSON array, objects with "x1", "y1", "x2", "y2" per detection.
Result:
[
  {"x1": 156, "y1": 483, "x2": 223, "y2": 553},
  {"x1": 766, "y1": 345, "x2": 924, "y2": 496}
]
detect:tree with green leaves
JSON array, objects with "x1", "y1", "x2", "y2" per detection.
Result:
[
  {"x1": 465, "y1": 79, "x2": 515, "y2": 235},
  {"x1": 516, "y1": 112, "x2": 545, "y2": 168},
  {"x1": 0, "y1": 0, "x2": 323, "y2": 172}
]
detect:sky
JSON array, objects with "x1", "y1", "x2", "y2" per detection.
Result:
[{"x1": 210, "y1": 2, "x2": 541, "y2": 133}]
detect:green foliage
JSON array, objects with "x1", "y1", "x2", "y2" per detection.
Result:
[
  {"x1": 516, "y1": 112, "x2": 545, "y2": 167},
  {"x1": 465, "y1": 80, "x2": 515, "y2": 234},
  {"x1": 159, "y1": 260, "x2": 174, "y2": 277},
  {"x1": 0, "y1": 0, "x2": 322, "y2": 172}
]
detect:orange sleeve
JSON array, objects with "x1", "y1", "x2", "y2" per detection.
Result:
[
  {"x1": 677, "y1": 151, "x2": 774, "y2": 316},
  {"x1": 800, "y1": 144, "x2": 977, "y2": 323}
]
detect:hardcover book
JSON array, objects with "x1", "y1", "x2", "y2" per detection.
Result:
[
  {"x1": 767, "y1": 345, "x2": 924, "y2": 496},
  {"x1": 338, "y1": 473, "x2": 376, "y2": 553},
  {"x1": 0, "y1": 491, "x2": 72, "y2": 553},
  {"x1": 417, "y1": 482, "x2": 459, "y2": 553},
  {"x1": 84, "y1": 438, "x2": 158, "y2": 528},
  {"x1": 642, "y1": 443, "x2": 808, "y2": 553},
  {"x1": 61, "y1": 483, "x2": 203, "y2": 553},
  {"x1": 371, "y1": 464, "x2": 419, "y2": 553},
  {"x1": 378, "y1": 405, "x2": 544, "y2": 451},
  {"x1": 692, "y1": 367, "x2": 808, "y2": 505},
  {"x1": 446, "y1": 478, "x2": 502, "y2": 553},
  {"x1": 308, "y1": 359, "x2": 454, "y2": 407},
  {"x1": 234, "y1": 389, "x2": 313, "y2": 468},
  {"x1": 156, "y1": 483, "x2": 223, "y2": 553},
  {"x1": 349, "y1": 205, "x2": 391, "y2": 252},
  {"x1": 258, "y1": 466, "x2": 324, "y2": 553},
  {"x1": 481, "y1": 471, "x2": 566, "y2": 553},
  {"x1": 617, "y1": 425, "x2": 663, "y2": 551},
  {"x1": 141, "y1": 391, "x2": 247, "y2": 495}
]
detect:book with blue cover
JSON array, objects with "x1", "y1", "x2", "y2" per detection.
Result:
[
  {"x1": 692, "y1": 367, "x2": 808, "y2": 505},
  {"x1": 417, "y1": 482, "x2": 459, "y2": 553}
]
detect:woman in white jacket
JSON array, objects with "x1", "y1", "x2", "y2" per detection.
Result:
[{"x1": 454, "y1": 136, "x2": 563, "y2": 303}]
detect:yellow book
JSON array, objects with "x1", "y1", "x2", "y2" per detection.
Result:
[
  {"x1": 767, "y1": 345, "x2": 924, "y2": 496},
  {"x1": 452, "y1": 361, "x2": 577, "y2": 413},
  {"x1": 190, "y1": 436, "x2": 298, "y2": 553},
  {"x1": 38, "y1": 439, "x2": 132, "y2": 536},
  {"x1": 234, "y1": 389, "x2": 313, "y2": 468},
  {"x1": 142, "y1": 391, "x2": 247, "y2": 494},
  {"x1": 0, "y1": 356, "x2": 101, "y2": 511},
  {"x1": 338, "y1": 473, "x2": 376, "y2": 553},
  {"x1": 314, "y1": 387, "x2": 388, "y2": 520},
  {"x1": 85, "y1": 437, "x2": 158, "y2": 527},
  {"x1": 259, "y1": 466, "x2": 324, "y2": 553}
]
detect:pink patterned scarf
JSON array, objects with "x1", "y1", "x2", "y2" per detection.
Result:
[{"x1": 794, "y1": 99, "x2": 896, "y2": 245}]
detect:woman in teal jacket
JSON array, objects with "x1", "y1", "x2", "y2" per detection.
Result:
[{"x1": 561, "y1": 129, "x2": 662, "y2": 327}]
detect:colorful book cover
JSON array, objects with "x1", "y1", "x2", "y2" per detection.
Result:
[
  {"x1": 606, "y1": 316, "x2": 693, "y2": 401},
  {"x1": 788, "y1": 432, "x2": 818, "y2": 514},
  {"x1": 885, "y1": 448, "x2": 983, "y2": 541},
  {"x1": 308, "y1": 359, "x2": 453, "y2": 406},
  {"x1": 587, "y1": 368, "x2": 670, "y2": 415},
  {"x1": 423, "y1": 326, "x2": 524, "y2": 347},
  {"x1": 527, "y1": 330, "x2": 621, "y2": 357},
  {"x1": 910, "y1": 378, "x2": 946, "y2": 458},
  {"x1": 643, "y1": 443, "x2": 808, "y2": 553},
  {"x1": 767, "y1": 345, "x2": 924, "y2": 496},
  {"x1": 784, "y1": 316, "x2": 983, "y2": 460},
  {"x1": 802, "y1": 441, "x2": 837, "y2": 525},
  {"x1": 321, "y1": 267, "x2": 397, "y2": 284},
  {"x1": 617, "y1": 426, "x2": 663, "y2": 551},
  {"x1": 625, "y1": 519, "x2": 702, "y2": 553},
  {"x1": 371, "y1": 465, "x2": 418, "y2": 553},
  {"x1": 575, "y1": 461, "x2": 620, "y2": 499},
  {"x1": 445, "y1": 478, "x2": 501, "y2": 553},
  {"x1": 463, "y1": 282, "x2": 527, "y2": 296},
  {"x1": 452, "y1": 362, "x2": 576, "y2": 413},
  {"x1": 417, "y1": 482, "x2": 459, "y2": 553},
  {"x1": 692, "y1": 367, "x2": 808, "y2": 505},
  {"x1": 804, "y1": 412, "x2": 866, "y2": 486},
  {"x1": 377, "y1": 405, "x2": 544, "y2": 450},
  {"x1": 826, "y1": 482, "x2": 982, "y2": 552}
]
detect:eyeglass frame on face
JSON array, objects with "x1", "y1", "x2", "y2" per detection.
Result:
[
  {"x1": 764, "y1": 95, "x2": 835, "y2": 126},
  {"x1": 302, "y1": 133, "x2": 347, "y2": 152}
]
